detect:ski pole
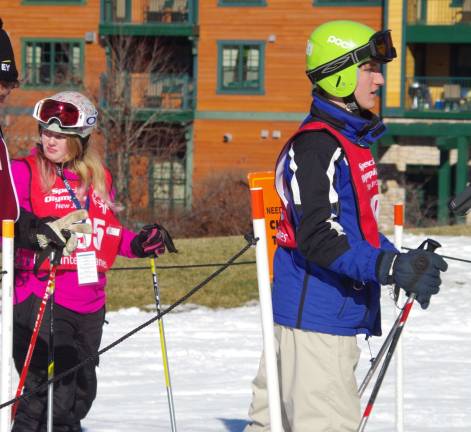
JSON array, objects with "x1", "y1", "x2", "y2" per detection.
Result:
[
  {"x1": 150, "y1": 256, "x2": 177, "y2": 432},
  {"x1": 12, "y1": 255, "x2": 58, "y2": 422},
  {"x1": 358, "y1": 309, "x2": 402, "y2": 397},
  {"x1": 357, "y1": 294, "x2": 415, "y2": 432},
  {"x1": 359, "y1": 238, "x2": 438, "y2": 397},
  {"x1": 46, "y1": 251, "x2": 57, "y2": 432},
  {"x1": 357, "y1": 239, "x2": 441, "y2": 432}
]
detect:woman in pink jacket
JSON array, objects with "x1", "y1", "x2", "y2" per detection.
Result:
[{"x1": 11, "y1": 91, "x2": 171, "y2": 432}]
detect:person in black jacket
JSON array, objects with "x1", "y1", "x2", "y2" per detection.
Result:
[{"x1": 0, "y1": 17, "x2": 21, "y2": 222}]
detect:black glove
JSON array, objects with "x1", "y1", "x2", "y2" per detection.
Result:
[
  {"x1": 131, "y1": 223, "x2": 178, "y2": 258},
  {"x1": 15, "y1": 210, "x2": 57, "y2": 250},
  {"x1": 17, "y1": 210, "x2": 92, "y2": 280},
  {"x1": 376, "y1": 249, "x2": 448, "y2": 309},
  {"x1": 17, "y1": 209, "x2": 91, "y2": 254}
]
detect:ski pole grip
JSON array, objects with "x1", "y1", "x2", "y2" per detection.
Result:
[
  {"x1": 417, "y1": 238, "x2": 441, "y2": 253},
  {"x1": 405, "y1": 239, "x2": 441, "y2": 303}
]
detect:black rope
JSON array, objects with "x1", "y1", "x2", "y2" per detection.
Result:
[
  {"x1": 402, "y1": 246, "x2": 471, "y2": 264},
  {"x1": 109, "y1": 260, "x2": 256, "y2": 271},
  {"x1": 17, "y1": 262, "x2": 256, "y2": 273},
  {"x1": 0, "y1": 233, "x2": 258, "y2": 411}
]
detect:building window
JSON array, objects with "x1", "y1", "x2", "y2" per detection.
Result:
[
  {"x1": 451, "y1": 44, "x2": 471, "y2": 77},
  {"x1": 219, "y1": 0, "x2": 266, "y2": 5},
  {"x1": 23, "y1": 40, "x2": 83, "y2": 87},
  {"x1": 150, "y1": 158, "x2": 187, "y2": 209},
  {"x1": 217, "y1": 41, "x2": 264, "y2": 94}
]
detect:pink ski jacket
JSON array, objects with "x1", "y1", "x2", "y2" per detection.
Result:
[{"x1": 12, "y1": 157, "x2": 138, "y2": 314}]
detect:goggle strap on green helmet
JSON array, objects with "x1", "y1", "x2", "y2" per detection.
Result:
[
  {"x1": 307, "y1": 30, "x2": 396, "y2": 84},
  {"x1": 307, "y1": 45, "x2": 371, "y2": 84}
]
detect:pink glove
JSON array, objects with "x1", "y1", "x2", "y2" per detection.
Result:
[{"x1": 131, "y1": 224, "x2": 177, "y2": 257}]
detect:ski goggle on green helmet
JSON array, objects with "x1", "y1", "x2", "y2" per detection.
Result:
[{"x1": 305, "y1": 20, "x2": 396, "y2": 98}]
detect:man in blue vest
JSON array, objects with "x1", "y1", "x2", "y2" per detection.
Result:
[
  {"x1": 0, "y1": 18, "x2": 89, "y2": 252},
  {"x1": 245, "y1": 20, "x2": 448, "y2": 432}
]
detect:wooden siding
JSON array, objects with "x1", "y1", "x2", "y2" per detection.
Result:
[
  {"x1": 2, "y1": 0, "x2": 386, "y2": 206},
  {"x1": 426, "y1": 0, "x2": 458, "y2": 25},
  {"x1": 195, "y1": 1, "x2": 383, "y2": 186},
  {"x1": 405, "y1": 45, "x2": 415, "y2": 109},
  {"x1": 385, "y1": 0, "x2": 403, "y2": 108},
  {"x1": 196, "y1": 0, "x2": 382, "y2": 112},
  {"x1": 193, "y1": 119, "x2": 305, "y2": 182}
]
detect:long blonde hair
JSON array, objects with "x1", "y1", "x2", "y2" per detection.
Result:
[{"x1": 36, "y1": 134, "x2": 114, "y2": 207}]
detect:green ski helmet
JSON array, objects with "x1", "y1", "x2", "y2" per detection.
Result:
[{"x1": 306, "y1": 20, "x2": 396, "y2": 98}]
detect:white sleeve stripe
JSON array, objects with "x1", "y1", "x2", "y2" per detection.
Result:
[
  {"x1": 275, "y1": 152, "x2": 289, "y2": 208},
  {"x1": 288, "y1": 144, "x2": 343, "y2": 211},
  {"x1": 327, "y1": 147, "x2": 342, "y2": 206},
  {"x1": 327, "y1": 213, "x2": 346, "y2": 236},
  {"x1": 288, "y1": 146, "x2": 302, "y2": 205}
]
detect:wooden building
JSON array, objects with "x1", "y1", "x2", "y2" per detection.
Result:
[
  {"x1": 193, "y1": 0, "x2": 382, "y2": 203},
  {"x1": 2, "y1": 0, "x2": 469, "y2": 227},
  {"x1": 1, "y1": 0, "x2": 104, "y2": 137},
  {"x1": 380, "y1": 0, "x2": 471, "y2": 226}
]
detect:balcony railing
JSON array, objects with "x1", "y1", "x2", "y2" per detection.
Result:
[
  {"x1": 102, "y1": 0, "x2": 195, "y2": 25},
  {"x1": 407, "y1": 0, "x2": 471, "y2": 25},
  {"x1": 100, "y1": 73, "x2": 194, "y2": 112},
  {"x1": 405, "y1": 76, "x2": 471, "y2": 114}
]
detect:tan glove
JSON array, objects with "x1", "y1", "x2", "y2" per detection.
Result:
[{"x1": 36, "y1": 209, "x2": 92, "y2": 256}]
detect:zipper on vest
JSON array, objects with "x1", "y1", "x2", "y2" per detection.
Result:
[{"x1": 296, "y1": 272, "x2": 310, "y2": 329}]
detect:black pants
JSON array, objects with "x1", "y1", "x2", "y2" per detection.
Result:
[{"x1": 12, "y1": 294, "x2": 105, "y2": 432}]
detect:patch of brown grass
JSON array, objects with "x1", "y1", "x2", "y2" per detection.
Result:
[{"x1": 106, "y1": 236, "x2": 257, "y2": 311}]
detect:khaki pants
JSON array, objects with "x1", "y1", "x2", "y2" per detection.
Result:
[{"x1": 245, "y1": 324, "x2": 361, "y2": 432}]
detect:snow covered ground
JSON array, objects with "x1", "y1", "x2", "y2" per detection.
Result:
[{"x1": 3, "y1": 234, "x2": 471, "y2": 431}]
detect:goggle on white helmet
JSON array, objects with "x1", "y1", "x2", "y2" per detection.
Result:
[{"x1": 33, "y1": 91, "x2": 98, "y2": 138}]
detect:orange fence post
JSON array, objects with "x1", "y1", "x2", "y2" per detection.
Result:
[
  {"x1": 393, "y1": 203, "x2": 404, "y2": 432},
  {"x1": 248, "y1": 175, "x2": 282, "y2": 432},
  {"x1": 247, "y1": 171, "x2": 281, "y2": 280},
  {"x1": 1, "y1": 220, "x2": 14, "y2": 430}
]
